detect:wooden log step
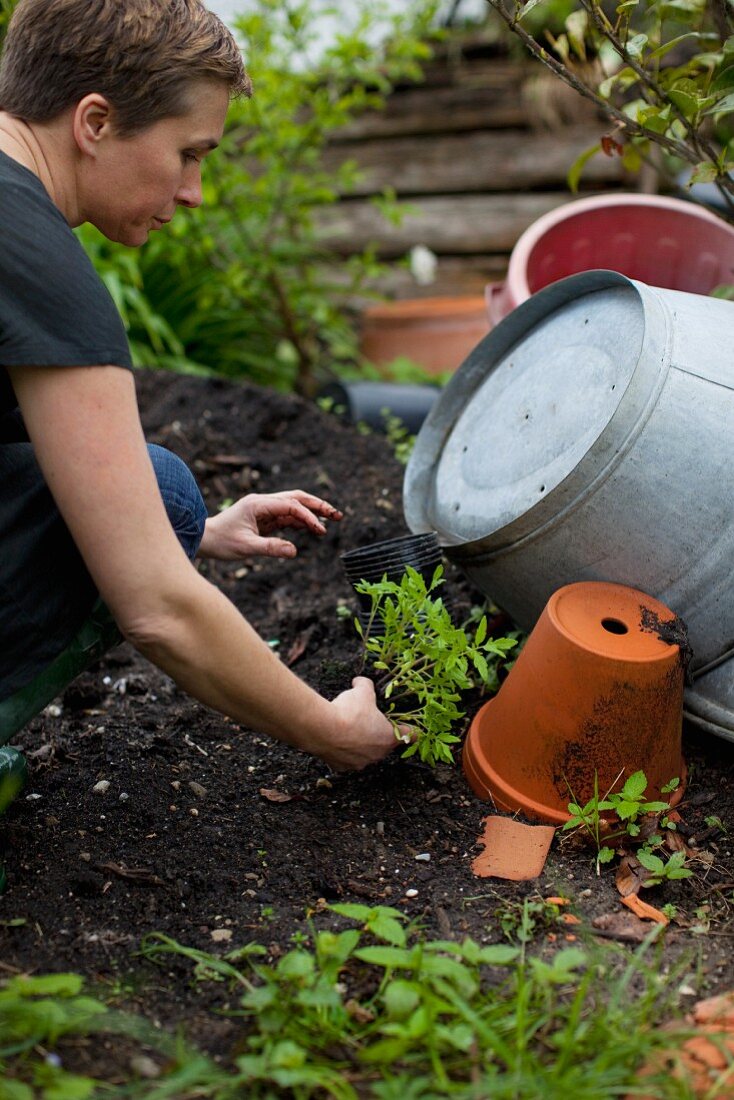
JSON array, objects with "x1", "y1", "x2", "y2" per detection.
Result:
[
  {"x1": 332, "y1": 66, "x2": 532, "y2": 140},
  {"x1": 322, "y1": 126, "x2": 624, "y2": 196},
  {"x1": 315, "y1": 192, "x2": 580, "y2": 256}
]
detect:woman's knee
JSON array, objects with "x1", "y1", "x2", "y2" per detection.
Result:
[{"x1": 147, "y1": 444, "x2": 207, "y2": 560}]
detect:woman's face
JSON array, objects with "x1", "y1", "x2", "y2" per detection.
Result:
[{"x1": 82, "y1": 79, "x2": 230, "y2": 247}]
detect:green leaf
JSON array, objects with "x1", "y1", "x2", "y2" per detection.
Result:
[
  {"x1": 706, "y1": 92, "x2": 734, "y2": 116},
  {"x1": 329, "y1": 902, "x2": 374, "y2": 923},
  {"x1": 567, "y1": 143, "x2": 601, "y2": 192},
  {"x1": 383, "y1": 979, "x2": 421, "y2": 1018},
  {"x1": 598, "y1": 847, "x2": 616, "y2": 863},
  {"x1": 10, "y1": 974, "x2": 85, "y2": 998},
  {"x1": 615, "y1": 800, "x2": 641, "y2": 821},
  {"x1": 475, "y1": 944, "x2": 521, "y2": 965},
  {"x1": 668, "y1": 88, "x2": 702, "y2": 116},
  {"x1": 666, "y1": 851, "x2": 687, "y2": 871},
  {"x1": 689, "y1": 161, "x2": 720, "y2": 183},
  {"x1": 354, "y1": 946, "x2": 416, "y2": 969},
  {"x1": 0, "y1": 1082, "x2": 34, "y2": 1100},
  {"x1": 371, "y1": 914, "x2": 408, "y2": 947},
  {"x1": 599, "y1": 67, "x2": 638, "y2": 98},
  {"x1": 637, "y1": 850, "x2": 664, "y2": 873},
  {"x1": 517, "y1": 0, "x2": 549, "y2": 20},
  {"x1": 649, "y1": 32, "x2": 707, "y2": 62},
  {"x1": 621, "y1": 771, "x2": 647, "y2": 800},
  {"x1": 276, "y1": 950, "x2": 315, "y2": 981},
  {"x1": 626, "y1": 33, "x2": 648, "y2": 59}
]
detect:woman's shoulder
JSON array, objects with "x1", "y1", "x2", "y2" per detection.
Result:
[{"x1": 0, "y1": 149, "x2": 71, "y2": 230}]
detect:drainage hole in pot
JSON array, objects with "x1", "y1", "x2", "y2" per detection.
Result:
[
  {"x1": 454, "y1": 503, "x2": 461, "y2": 512},
  {"x1": 539, "y1": 485, "x2": 545, "y2": 493},
  {"x1": 601, "y1": 617, "x2": 628, "y2": 635}
]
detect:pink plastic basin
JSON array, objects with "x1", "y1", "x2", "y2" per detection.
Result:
[{"x1": 486, "y1": 193, "x2": 734, "y2": 325}]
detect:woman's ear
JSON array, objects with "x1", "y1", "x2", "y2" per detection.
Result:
[{"x1": 73, "y1": 93, "x2": 114, "y2": 157}]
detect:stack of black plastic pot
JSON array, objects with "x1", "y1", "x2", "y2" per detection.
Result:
[{"x1": 340, "y1": 532, "x2": 442, "y2": 635}]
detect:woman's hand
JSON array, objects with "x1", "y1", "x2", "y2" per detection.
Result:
[
  {"x1": 313, "y1": 676, "x2": 411, "y2": 771},
  {"x1": 198, "y1": 490, "x2": 343, "y2": 561}
]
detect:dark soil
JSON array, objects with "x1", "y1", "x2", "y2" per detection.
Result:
[{"x1": 2, "y1": 369, "x2": 734, "y2": 1077}]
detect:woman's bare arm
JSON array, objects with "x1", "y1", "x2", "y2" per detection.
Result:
[{"x1": 9, "y1": 364, "x2": 398, "y2": 770}]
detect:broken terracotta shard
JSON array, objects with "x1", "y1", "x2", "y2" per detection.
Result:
[{"x1": 471, "y1": 815, "x2": 556, "y2": 880}]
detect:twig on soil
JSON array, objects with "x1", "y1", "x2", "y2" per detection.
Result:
[{"x1": 183, "y1": 733, "x2": 209, "y2": 757}]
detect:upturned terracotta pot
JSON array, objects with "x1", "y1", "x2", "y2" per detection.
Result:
[
  {"x1": 360, "y1": 296, "x2": 490, "y2": 376},
  {"x1": 463, "y1": 581, "x2": 686, "y2": 824}
]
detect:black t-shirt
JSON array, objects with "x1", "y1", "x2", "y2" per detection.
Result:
[
  {"x1": 0, "y1": 150, "x2": 133, "y2": 697},
  {"x1": 0, "y1": 150, "x2": 132, "y2": 415}
]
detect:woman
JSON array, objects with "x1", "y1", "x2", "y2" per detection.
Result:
[{"x1": 0, "y1": 0, "x2": 399, "y2": 773}]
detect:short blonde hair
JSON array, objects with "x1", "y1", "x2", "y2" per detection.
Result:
[{"x1": 0, "y1": 0, "x2": 251, "y2": 135}]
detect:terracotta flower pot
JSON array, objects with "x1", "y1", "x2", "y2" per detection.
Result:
[
  {"x1": 360, "y1": 296, "x2": 490, "y2": 376},
  {"x1": 463, "y1": 581, "x2": 686, "y2": 824}
]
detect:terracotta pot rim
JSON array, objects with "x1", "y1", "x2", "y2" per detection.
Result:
[
  {"x1": 464, "y1": 707, "x2": 573, "y2": 826},
  {"x1": 464, "y1": 699, "x2": 687, "y2": 825}
]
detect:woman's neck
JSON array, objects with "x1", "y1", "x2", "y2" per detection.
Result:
[{"x1": 0, "y1": 112, "x2": 78, "y2": 224}]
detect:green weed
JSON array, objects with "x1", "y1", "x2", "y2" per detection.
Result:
[
  {"x1": 564, "y1": 771, "x2": 693, "y2": 882},
  {"x1": 132, "y1": 904, "x2": 703, "y2": 1099},
  {"x1": 0, "y1": 972, "x2": 106, "y2": 1099},
  {"x1": 0, "y1": 903, "x2": 720, "y2": 1098}
]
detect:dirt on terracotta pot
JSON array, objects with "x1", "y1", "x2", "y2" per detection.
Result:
[{"x1": 1, "y1": 370, "x2": 734, "y2": 1083}]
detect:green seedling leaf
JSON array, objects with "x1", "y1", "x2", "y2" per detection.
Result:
[
  {"x1": 383, "y1": 979, "x2": 421, "y2": 1018},
  {"x1": 598, "y1": 847, "x2": 616, "y2": 864},
  {"x1": 621, "y1": 771, "x2": 647, "y2": 800},
  {"x1": 614, "y1": 800, "x2": 642, "y2": 821},
  {"x1": 637, "y1": 850, "x2": 665, "y2": 873},
  {"x1": 355, "y1": 946, "x2": 416, "y2": 969},
  {"x1": 661, "y1": 777, "x2": 680, "y2": 794}
]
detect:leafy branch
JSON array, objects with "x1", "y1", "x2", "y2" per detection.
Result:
[{"x1": 485, "y1": 0, "x2": 734, "y2": 206}]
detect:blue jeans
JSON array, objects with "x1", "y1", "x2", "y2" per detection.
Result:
[
  {"x1": 0, "y1": 443, "x2": 207, "y2": 703},
  {"x1": 148, "y1": 444, "x2": 208, "y2": 561}
]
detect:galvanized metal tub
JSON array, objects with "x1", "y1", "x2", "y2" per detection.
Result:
[{"x1": 404, "y1": 270, "x2": 734, "y2": 739}]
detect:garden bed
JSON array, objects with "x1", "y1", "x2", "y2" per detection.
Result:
[{"x1": 2, "y1": 368, "x2": 734, "y2": 1085}]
